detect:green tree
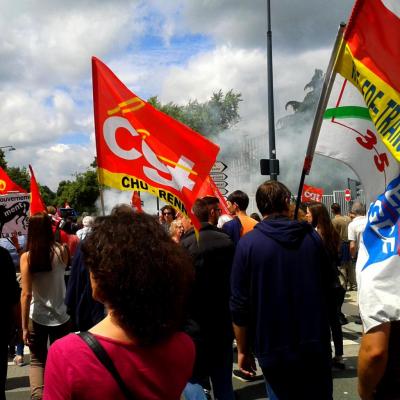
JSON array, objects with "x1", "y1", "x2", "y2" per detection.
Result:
[
  {"x1": 0, "y1": 149, "x2": 7, "y2": 169},
  {"x1": 148, "y1": 89, "x2": 242, "y2": 138},
  {"x1": 40, "y1": 185, "x2": 57, "y2": 207},
  {"x1": 56, "y1": 169, "x2": 99, "y2": 213},
  {"x1": 7, "y1": 166, "x2": 30, "y2": 192}
]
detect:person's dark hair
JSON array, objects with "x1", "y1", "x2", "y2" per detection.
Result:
[
  {"x1": 227, "y1": 190, "x2": 249, "y2": 211},
  {"x1": 201, "y1": 196, "x2": 219, "y2": 208},
  {"x1": 256, "y1": 180, "x2": 291, "y2": 216},
  {"x1": 27, "y1": 212, "x2": 55, "y2": 273},
  {"x1": 192, "y1": 198, "x2": 209, "y2": 222},
  {"x1": 331, "y1": 202, "x2": 341, "y2": 215},
  {"x1": 308, "y1": 202, "x2": 340, "y2": 256},
  {"x1": 161, "y1": 205, "x2": 176, "y2": 219},
  {"x1": 81, "y1": 212, "x2": 194, "y2": 345},
  {"x1": 250, "y1": 212, "x2": 261, "y2": 222},
  {"x1": 111, "y1": 203, "x2": 135, "y2": 217}
]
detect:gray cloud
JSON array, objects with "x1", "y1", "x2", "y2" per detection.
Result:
[{"x1": 179, "y1": 0, "x2": 354, "y2": 52}]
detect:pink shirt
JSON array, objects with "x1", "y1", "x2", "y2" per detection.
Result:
[{"x1": 43, "y1": 332, "x2": 195, "y2": 400}]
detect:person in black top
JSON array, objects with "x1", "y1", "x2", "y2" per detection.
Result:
[
  {"x1": 307, "y1": 202, "x2": 345, "y2": 370},
  {"x1": 181, "y1": 197, "x2": 235, "y2": 400},
  {"x1": 0, "y1": 246, "x2": 20, "y2": 400}
]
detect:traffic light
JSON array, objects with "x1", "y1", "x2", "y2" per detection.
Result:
[{"x1": 347, "y1": 178, "x2": 362, "y2": 200}]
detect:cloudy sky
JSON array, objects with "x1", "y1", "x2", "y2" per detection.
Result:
[{"x1": 0, "y1": 0, "x2": 355, "y2": 201}]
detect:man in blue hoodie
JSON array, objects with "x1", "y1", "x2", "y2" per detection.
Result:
[{"x1": 230, "y1": 180, "x2": 333, "y2": 399}]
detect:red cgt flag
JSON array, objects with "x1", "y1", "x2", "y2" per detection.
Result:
[
  {"x1": 0, "y1": 167, "x2": 27, "y2": 194},
  {"x1": 29, "y1": 165, "x2": 47, "y2": 216},
  {"x1": 301, "y1": 184, "x2": 324, "y2": 203},
  {"x1": 131, "y1": 191, "x2": 143, "y2": 213},
  {"x1": 92, "y1": 57, "x2": 219, "y2": 228}
]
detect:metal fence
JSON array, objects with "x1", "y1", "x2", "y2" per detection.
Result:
[{"x1": 248, "y1": 189, "x2": 366, "y2": 217}]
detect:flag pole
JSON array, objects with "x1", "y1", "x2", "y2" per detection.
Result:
[
  {"x1": 294, "y1": 22, "x2": 346, "y2": 219},
  {"x1": 94, "y1": 157, "x2": 106, "y2": 216},
  {"x1": 99, "y1": 186, "x2": 105, "y2": 216}
]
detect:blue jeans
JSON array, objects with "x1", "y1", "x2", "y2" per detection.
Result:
[
  {"x1": 183, "y1": 383, "x2": 207, "y2": 400},
  {"x1": 208, "y1": 340, "x2": 235, "y2": 400},
  {"x1": 266, "y1": 381, "x2": 279, "y2": 400}
]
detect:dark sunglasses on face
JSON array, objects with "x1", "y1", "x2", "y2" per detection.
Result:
[{"x1": 163, "y1": 212, "x2": 172, "y2": 216}]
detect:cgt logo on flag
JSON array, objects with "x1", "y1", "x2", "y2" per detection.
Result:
[
  {"x1": 0, "y1": 180, "x2": 6, "y2": 191},
  {"x1": 93, "y1": 57, "x2": 219, "y2": 223},
  {"x1": 363, "y1": 173, "x2": 400, "y2": 270},
  {"x1": 301, "y1": 184, "x2": 324, "y2": 203},
  {"x1": 103, "y1": 115, "x2": 196, "y2": 193}
]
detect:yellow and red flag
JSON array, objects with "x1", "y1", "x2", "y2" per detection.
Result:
[
  {"x1": 29, "y1": 165, "x2": 47, "y2": 216},
  {"x1": 0, "y1": 167, "x2": 27, "y2": 194},
  {"x1": 92, "y1": 57, "x2": 219, "y2": 227},
  {"x1": 337, "y1": 0, "x2": 400, "y2": 161}
]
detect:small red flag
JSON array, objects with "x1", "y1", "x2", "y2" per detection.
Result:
[
  {"x1": 301, "y1": 184, "x2": 324, "y2": 203},
  {"x1": 131, "y1": 191, "x2": 143, "y2": 213},
  {"x1": 198, "y1": 176, "x2": 230, "y2": 215},
  {"x1": 29, "y1": 165, "x2": 47, "y2": 216},
  {"x1": 0, "y1": 167, "x2": 27, "y2": 194}
]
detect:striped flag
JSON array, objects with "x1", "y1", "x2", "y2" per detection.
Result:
[{"x1": 337, "y1": 0, "x2": 400, "y2": 162}]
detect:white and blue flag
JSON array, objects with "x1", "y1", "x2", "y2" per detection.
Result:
[{"x1": 316, "y1": 75, "x2": 400, "y2": 332}]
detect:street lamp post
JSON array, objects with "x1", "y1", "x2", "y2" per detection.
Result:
[{"x1": 0, "y1": 146, "x2": 16, "y2": 151}]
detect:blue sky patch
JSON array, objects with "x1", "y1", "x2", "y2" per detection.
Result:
[{"x1": 58, "y1": 132, "x2": 90, "y2": 145}]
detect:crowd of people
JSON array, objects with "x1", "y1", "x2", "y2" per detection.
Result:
[{"x1": 2, "y1": 179, "x2": 392, "y2": 400}]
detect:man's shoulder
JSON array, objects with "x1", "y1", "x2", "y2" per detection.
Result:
[
  {"x1": 201, "y1": 224, "x2": 232, "y2": 240},
  {"x1": 199, "y1": 224, "x2": 233, "y2": 250},
  {"x1": 349, "y1": 216, "x2": 367, "y2": 229}
]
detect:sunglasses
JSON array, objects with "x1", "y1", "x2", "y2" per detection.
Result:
[{"x1": 163, "y1": 212, "x2": 173, "y2": 216}]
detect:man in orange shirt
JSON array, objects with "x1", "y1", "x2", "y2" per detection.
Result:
[{"x1": 222, "y1": 190, "x2": 258, "y2": 245}]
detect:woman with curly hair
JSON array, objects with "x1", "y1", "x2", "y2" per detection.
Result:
[
  {"x1": 43, "y1": 212, "x2": 195, "y2": 400},
  {"x1": 306, "y1": 202, "x2": 345, "y2": 370},
  {"x1": 20, "y1": 212, "x2": 71, "y2": 399}
]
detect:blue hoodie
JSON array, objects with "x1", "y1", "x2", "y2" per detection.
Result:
[{"x1": 230, "y1": 216, "x2": 332, "y2": 368}]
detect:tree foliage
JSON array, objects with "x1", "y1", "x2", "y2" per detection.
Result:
[
  {"x1": 55, "y1": 169, "x2": 99, "y2": 213},
  {"x1": 40, "y1": 185, "x2": 57, "y2": 207},
  {"x1": 0, "y1": 150, "x2": 7, "y2": 169},
  {"x1": 148, "y1": 89, "x2": 242, "y2": 138},
  {"x1": 7, "y1": 166, "x2": 30, "y2": 192}
]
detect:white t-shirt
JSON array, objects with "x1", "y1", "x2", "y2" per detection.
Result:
[
  {"x1": 30, "y1": 245, "x2": 70, "y2": 326},
  {"x1": 348, "y1": 216, "x2": 367, "y2": 251}
]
